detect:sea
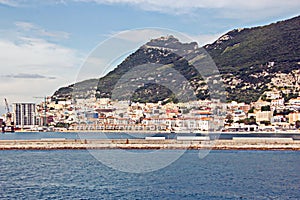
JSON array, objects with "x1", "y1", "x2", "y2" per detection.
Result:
[{"x1": 0, "y1": 132, "x2": 299, "y2": 199}]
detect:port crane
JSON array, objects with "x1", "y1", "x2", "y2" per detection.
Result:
[{"x1": 2, "y1": 98, "x2": 14, "y2": 133}]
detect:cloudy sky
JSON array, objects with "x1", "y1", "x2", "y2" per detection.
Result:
[{"x1": 0, "y1": 0, "x2": 299, "y2": 113}]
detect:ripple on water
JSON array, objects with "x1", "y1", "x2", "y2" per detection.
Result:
[{"x1": 0, "y1": 150, "x2": 299, "y2": 199}]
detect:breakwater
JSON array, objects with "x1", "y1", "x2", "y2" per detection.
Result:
[{"x1": 0, "y1": 138, "x2": 299, "y2": 150}]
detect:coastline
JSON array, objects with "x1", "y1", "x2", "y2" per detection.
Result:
[
  {"x1": 0, "y1": 138, "x2": 299, "y2": 151},
  {"x1": 14, "y1": 129, "x2": 300, "y2": 134}
]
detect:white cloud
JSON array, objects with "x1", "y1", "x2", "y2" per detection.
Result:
[
  {"x1": 2, "y1": 0, "x2": 299, "y2": 21},
  {"x1": 79, "y1": 0, "x2": 300, "y2": 11},
  {"x1": 0, "y1": 30, "x2": 83, "y2": 105},
  {"x1": 15, "y1": 21, "x2": 35, "y2": 30},
  {"x1": 0, "y1": 36, "x2": 80, "y2": 71},
  {"x1": 0, "y1": 0, "x2": 18, "y2": 6},
  {"x1": 15, "y1": 21, "x2": 70, "y2": 40},
  {"x1": 0, "y1": 0, "x2": 67, "y2": 7},
  {"x1": 76, "y1": 0, "x2": 300, "y2": 20},
  {"x1": 1, "y1": 0, "x2": 299, "y2": 20},
  {"x1": 1, "y1": 73, "x2": 56, "y2": 79}
]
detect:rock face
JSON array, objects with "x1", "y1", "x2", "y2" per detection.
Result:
[{"x1": 53, "y1": 16, "x2": 300, "y2": 103}]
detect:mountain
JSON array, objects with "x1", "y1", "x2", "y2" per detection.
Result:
[
  {"x1": 94, "y1": 36, "x2": 214, "y2": 103},
  {"x1": 52, "y1": 16, "x2": 300, "y2": 103},
  {"x1": 52, "y1": 79, "x2": 98, "y2": 100},
  {"x1": 205, "y1": 15, "x2": 300, "y2": 102}
]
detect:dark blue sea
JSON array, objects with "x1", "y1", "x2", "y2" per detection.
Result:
[{"x1": 0, "y1": 150, "x2": 299, "y2": 199}]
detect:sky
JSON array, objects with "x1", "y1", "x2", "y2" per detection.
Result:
[{"x1": 0, "y1": 0, "x2": 299, "y2": 113}]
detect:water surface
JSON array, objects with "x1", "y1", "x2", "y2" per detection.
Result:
[{"x1": 0, "y1": 150, "x2": 299, "y2": 199}]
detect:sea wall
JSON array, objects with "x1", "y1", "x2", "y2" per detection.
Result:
[{"x1": 0, "y1": 138, "x2": 299, "y2": 150}]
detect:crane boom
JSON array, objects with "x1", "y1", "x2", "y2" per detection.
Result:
[
  {"x1": 3, "y1": 98, "x2": 14, "y2": 133},
  {"x1": 4, "y1": 98, "x2": 12, "y2": 118},
  {"x1": 4, "y1": 98, "x2": 10, "y2": 113}
]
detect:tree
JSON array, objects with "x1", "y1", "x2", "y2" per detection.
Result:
[
  {"x1": 273, "y1": 109, "x2": 277, "y2": 116},
  {"x1": 225, "y1": 114, "x2": 234, "y2": 124},
  {"x1": 282, "y1": 92, "x2": 299, "y2": 102},
  {"x1": 260, "y1": 120, "x2": 271, "y2": 126},
  {"x1": 248, "y1": 107, "x2": 255, "y2": 113},
  {"x1": 55, "y1": 122, "x2": 69, "y2": 129},
  {"x1": 277, "y1": 109, "x2": 291, "y2": 116},
  {"x1": 261, "y1": 94, "x2": 267, "y2": 101},
  {"x1": 244, "y1": 117, "x2": 257, "y2": 125},
  {"x1": 296, "y1": 121, "x2": 300, "y2": 129},
  {"x1": 261, "y1": 105, "x2": 271, "y2": 112}
]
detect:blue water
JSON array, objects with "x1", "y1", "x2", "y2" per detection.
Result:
[{"x1": 0, "y1": 150, "x2": 299, "y2": 199}]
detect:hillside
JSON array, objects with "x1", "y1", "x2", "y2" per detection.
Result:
[
  {"x1": 94, "y1": 36, "x2": 211, "y2": 103},
  {"x1": 52, "y1": 16, "x2": 300, "y2": 103},
  {"x1": 205, "y1": 15, "x2": 300, "y2": 102}
]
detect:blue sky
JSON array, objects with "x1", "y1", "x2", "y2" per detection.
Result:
[{"x1": 0, "y1": 0, "x2": 299, "y2": 112}]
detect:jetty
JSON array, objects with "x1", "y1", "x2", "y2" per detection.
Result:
[{"x1": 0, "y1": 138, "x2": 299, "y2": 150}]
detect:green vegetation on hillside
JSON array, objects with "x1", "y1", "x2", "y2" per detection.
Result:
[{"x1": 52, "y1": 16, "x2": 300, "y2": 104}]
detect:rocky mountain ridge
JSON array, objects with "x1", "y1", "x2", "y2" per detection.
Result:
[{"x1": 52, "y1": 15, "x2": 300, "y2": 103}]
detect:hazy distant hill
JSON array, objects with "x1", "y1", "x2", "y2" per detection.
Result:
[{"x1": 52, "y1": 15, "x2": 300, "y2": 103}]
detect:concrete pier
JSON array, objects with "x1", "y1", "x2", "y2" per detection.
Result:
[{"x1": 0, "y1": 138, "x2": 299, "y2": 150}]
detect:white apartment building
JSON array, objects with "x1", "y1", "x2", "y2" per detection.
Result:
[{"x1": 13, "y1": 103, "x2": 36, "y2": 128}]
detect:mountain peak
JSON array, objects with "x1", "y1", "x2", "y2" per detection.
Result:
[
  {"x1": 53, "y1": 16, "x2": 300, "y2": 104},
  {"x1": 147, "y1": 35, "x2": 179, "y2": 43},
  {"x1": 143, "y1": 35, "x2": 198, "y2": 52}
]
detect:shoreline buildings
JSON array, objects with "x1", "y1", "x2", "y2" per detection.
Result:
[{"x1": 5, "y1": 93, "x2": 300, "y2": 132}]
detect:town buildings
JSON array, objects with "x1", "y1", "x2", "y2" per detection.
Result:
[{"x1": 4, "y1": 92, "x2": 300, "y2": 132}]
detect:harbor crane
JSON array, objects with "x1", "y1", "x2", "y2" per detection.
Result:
[
  {"x1": 2, "y1": 98, "x2": 14, "y2": 133},
  {"x1": 4, "y1": 98, "x2": 11, "y2": 118}
]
